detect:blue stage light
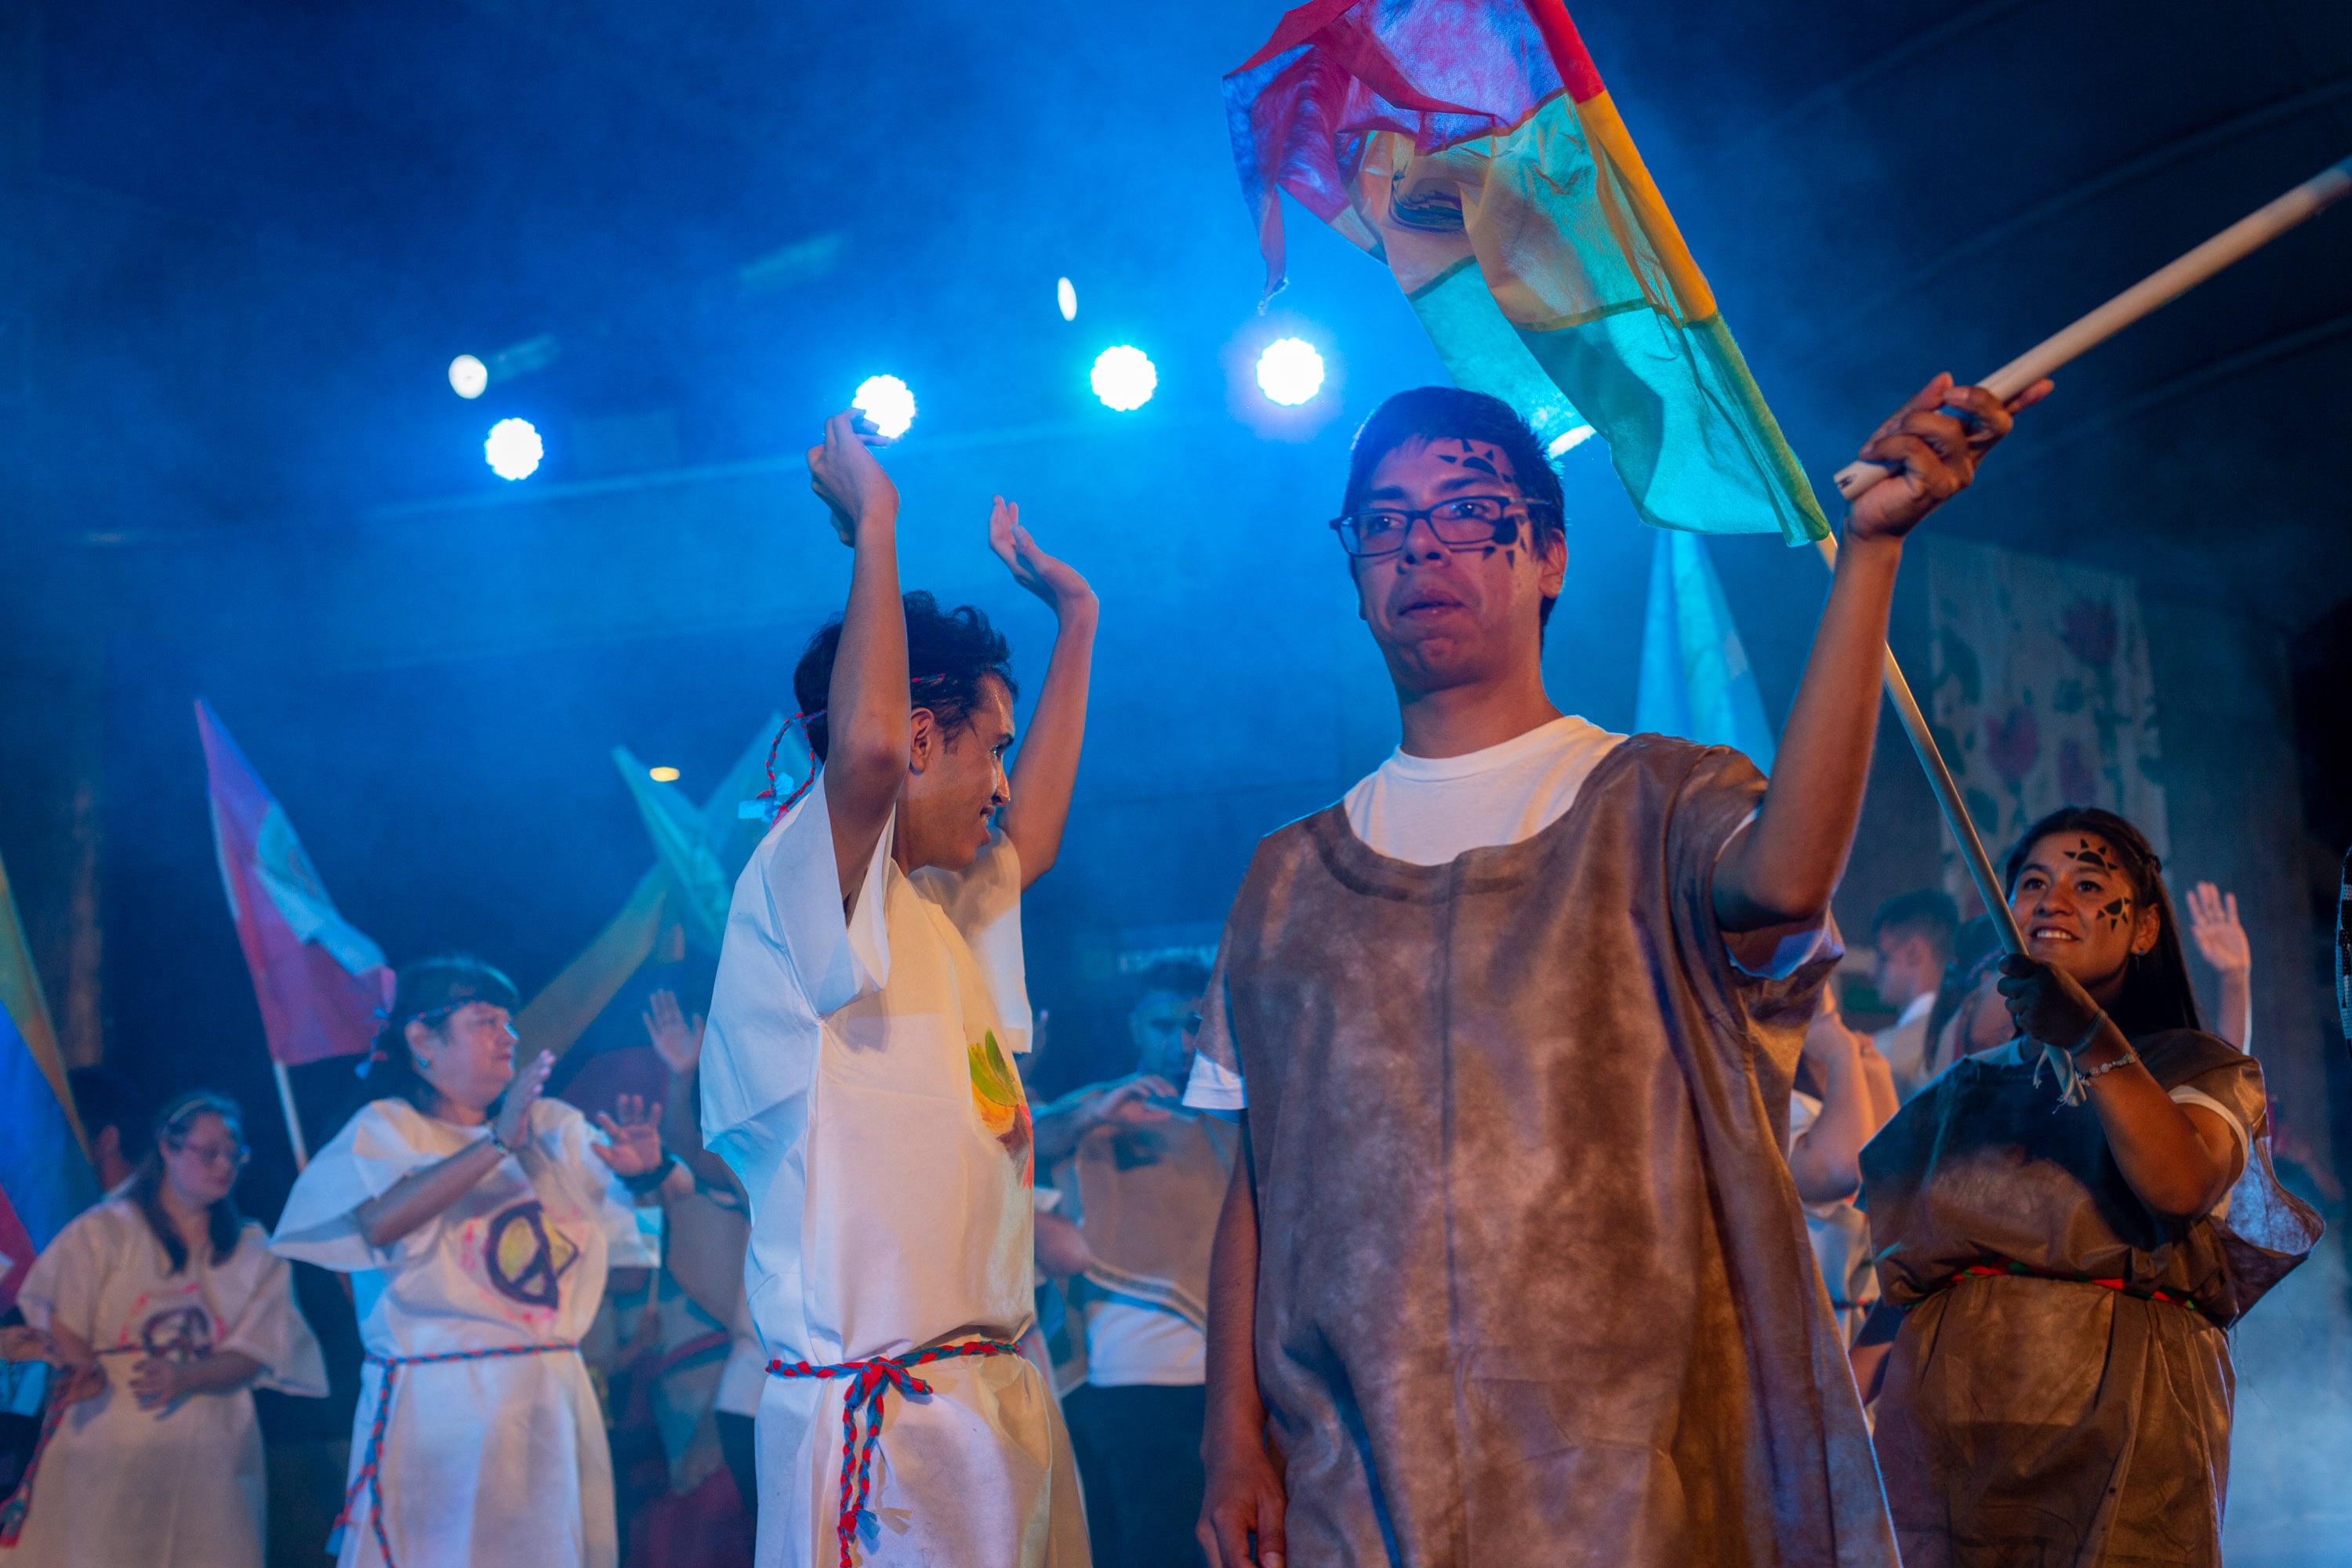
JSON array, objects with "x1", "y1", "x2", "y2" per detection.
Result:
[
  {"x1": 448, "y1": 354, "x2": 488, "y2": 399},
  {"x1": 1254, "y1": 337, "x2": 1325, "y2": 406},
  {"x1": 485, "y1": 417, "x2": 543, "y2": 481},
  {"x1": 1057, "y1": 278, "x2": 1078, "y2": 321},
  {"x1": 853, "y1": 374, "x2": 917, "y2": 439},
  {"x1": 1090, "y1": 346, "x2": 1156, "y2": 412}
]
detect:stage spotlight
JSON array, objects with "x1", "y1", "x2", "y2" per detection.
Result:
[
  {"x1": 448, "y1": 354, "x2": 488, "y2": 399},
  {"x1": 648, "y1": 765, "x2": 681, "y2": 783},
  {"x1": 1057, "y1": 278, "x2": 1077, "y2": 321},
  {"x1": 485, "y1": 417, "x2": 543, "y2": 481},
  {"x1": 853, "y1": 374, "x2": 916, "y2": 439},
  {"x1": 1545, "y1": 425, "x2": 1595, "y2": 459},
  {"x1": 1254, "y1": 337, "x2": 1325, "y2": 406},
  {"x1": 1090, "y1": 345, "x2": 1156, "y2": 412}
]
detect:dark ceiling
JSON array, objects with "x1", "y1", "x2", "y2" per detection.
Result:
[{"x1": 9, "y1": 0, "x2": 2349, "y2": 626}]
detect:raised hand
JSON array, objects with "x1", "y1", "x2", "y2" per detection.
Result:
[
  {"x1": 989, "y1": 497, "x2": 1096, "y2": 619},
  {"x1": 593, "y1": 1094, "x2": 667, "y2": 1177},
  {"x1": 1088, "y1": 1075, "x2": 1178, "y2": 1132},
  {"x1": 807, "y1": 411, "x2": 898, "y2": 546},
  {"x1": 1847, "y1": 374, "x2": 2052, "y2": 543},
  {"x1": 2184, "y1": 883, "x2": 2251, "y2": 976},
  {"x1": 492, "y1": 1049, "x2": 554, "y2": 1151},
  {"x1": 641, "y1": 989, "x2": 706, "y2": 1076}
]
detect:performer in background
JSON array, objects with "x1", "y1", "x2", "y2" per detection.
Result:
[
  {"x1": 1192, "y1": 374, "x2": 2042, "y2": 1568},
  {"x1": 1864, "y1": 889, "x2": 1958, "y2": 1098},
  {"x1": 699, "y1": 413, "x2": 1096, "y2": 1568},
  {"x1": 3, "y1": 1091, "x2": 327, "y2": 1568},
  {"x1": 1861, "y1": 808, "x2": 2321, "y2": 1568},
  {"x1": 1785, "y1": 999, "x2": 1897, "y2": 1347},
  {"x1": 1035, "y1": 960, "x2": 1236, "y2": 1568},
  {"x1": 273, "y1": 956, "x2": 687, "y2": 1568}
]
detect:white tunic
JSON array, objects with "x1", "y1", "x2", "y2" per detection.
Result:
[
  {"x1": 701, "y1": 777, "x2": 1087, "y2": 1568},
  {"x1": 271, "y1": 1098, "x2": 659, "y2": 1568},
  {"x1": 8, "y1": 1200, "x2": 328, "y2": 1568}
]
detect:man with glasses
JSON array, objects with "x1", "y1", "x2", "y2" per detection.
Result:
[{"x1": 1189, "y1": 377, "x2": 2044, "y2": 1568}]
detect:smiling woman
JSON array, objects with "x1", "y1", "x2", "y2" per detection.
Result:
[{"x1": 1858, "y1": 806, "x2": 2323, "y2": 1568}]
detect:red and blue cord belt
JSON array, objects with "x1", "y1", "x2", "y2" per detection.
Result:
[
  {"x1": 1920, "y1": 1255, "x2": 2213, "y2": 1323},
  {"x1": 768, "y1": 1338, "x2": 1025, "y2": 1568},
  {"x1": 332, "y1": 1341, "x2": 579, "y2": 1568}
]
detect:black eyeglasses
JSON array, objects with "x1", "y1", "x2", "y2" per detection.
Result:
[{"x1": 1328, "y1": 495, "x2": 1559, "y2": 558}]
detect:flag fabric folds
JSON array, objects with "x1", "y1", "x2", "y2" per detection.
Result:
[
  {"x1": 1636, "y1": 531, "x2": 1778, "y2": 771},
  {"x1": 0, "y1": 848, "x2": 95, "y2": 1308},
  {"x1": 197, "y1": 699, "x2": 394, "y2": 1066},
  {"x1": 1226, "y1": 0, "x2": 1828, "y2": 543}
]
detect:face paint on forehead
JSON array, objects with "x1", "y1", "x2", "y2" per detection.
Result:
[
  {"x1": 2062, "y1": 837, "x2": 2113, "y2": 873},
  {"x1": 1432, "y1": 437, "x2": 1509, "y2": 480}
]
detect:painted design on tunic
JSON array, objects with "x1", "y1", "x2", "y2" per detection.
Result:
[
  {"x1": 140, "y1": 1304, "x2": 216, "y2": 1362},
  {"x1": 485, "y1": 1200, "x2": 582, "y2": 1309},
  {"x1": 966, "y1": 1030, "x2": 1034, "y2": 1183}
]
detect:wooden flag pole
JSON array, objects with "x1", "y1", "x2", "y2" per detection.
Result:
[
  {"x1": 1834, "y1": 154, "x2": 2352, "y2": 501},
  {"x1": 271, "y1": 1058, "x2": 310, "y2": 1170},
  {"x1": 1813, "y1": 535, "x2": 2027, "y2": 956}
]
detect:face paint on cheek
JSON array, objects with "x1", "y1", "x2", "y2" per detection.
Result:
[{"x1": 2100, "y1": 898, "x2": 2131, "y2": 931}]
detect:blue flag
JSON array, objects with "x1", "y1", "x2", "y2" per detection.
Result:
[{"x1": 1636, "y1": 531, "x2": 1777, "y2": 772}]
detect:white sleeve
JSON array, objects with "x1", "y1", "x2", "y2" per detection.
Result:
[
  {"x1": 911, "y1": 831, "x2": 1032, "y2": 1054},
  {"x1": 16, "y1": 1212, "x2": 103, "y2": 1342},
  {"x1": 2169, "y1": 1085, "x2": 2249, "y2": 1160},
  {"x1": 269, "y1": 1102, "x2": 448, "y2": 1272},
  {"x1": 700, "y1": 774, "x2": 892, "y2": 1153},
  {"x1": 1181, "y1": 1052, "x2": 1248, "y2": 1112},
  {"x1": 216, "y1": 1230, "x2": 329, "y2": 1398}
]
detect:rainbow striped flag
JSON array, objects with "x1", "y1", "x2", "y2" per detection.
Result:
[
  {"x1": 1227, "y1": 0, "x2": 1828, "y2": 543},
  {"x1": 0, "y1": 848, "x2": 95, "y2": 1309}
]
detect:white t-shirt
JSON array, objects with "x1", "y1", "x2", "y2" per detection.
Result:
[
  {"x1": 1083, "y1": 1301, "x2": 1206, "y2": 1387},
  {"x1": 1185, "y1": 715, "x2": 1823, "y2": 1112}
]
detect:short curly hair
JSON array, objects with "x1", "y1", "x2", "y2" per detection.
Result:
[{"x1": 793, "y1": 591, "x2": 1018, "y2": 763}]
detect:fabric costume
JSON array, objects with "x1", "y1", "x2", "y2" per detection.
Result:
[
  {"x1": 272, "y1": 1097, "x2": 659, "y2": 1568},
  {"x1": 1860, "y1": 1029, "x2": 2322, "y2": 1567},
  {"x1": 699, "y1": 776, "x2": 1087, "y2": 1568},
  {"x1": 1191, "y1": 733, "x2": 1896, "y2": 1567},
  {"x1": 4, "y1": 1201, "x2": 327, "y2": 1567},
  {"x1": 1048, "y1": 1105, "x2": 1236, "y2": 1568}
]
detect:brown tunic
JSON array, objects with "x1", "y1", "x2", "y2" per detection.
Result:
[
  {"x1": 1196, "y1": 738, "x2": 1896, "y2": 1568},
  {"x1": 1860, "y1": 1030, "x2": 2322, "y2": 1567}
]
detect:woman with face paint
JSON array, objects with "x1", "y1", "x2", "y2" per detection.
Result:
[
  {"x1": 1858, "y1": 808, "x2": 2323, "y2": 1568},
  {"x1": 272, "y1": 956, "x2": 688, "y2": 1568},
  {"x1": 3, "y1": 1092, "x2": 327, "y2": 1567}
]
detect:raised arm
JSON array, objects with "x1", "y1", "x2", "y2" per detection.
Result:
[
  {"x1": 1788, "y1": 1006, "x2": 1890, "y2": 1204},
  {"x1": 808, "y1": 412, "x2": 910, "y2": 905},
  {"x1": 989, "y1": 499, "x2": 1098, "y2": 888},
  {"x1": 1715, "y1": 375, "x2": 2049, "y2": 931},
  {"x1": 2184, "y1": 883, "x2": 2254, "y2": 1051},
  {"x1": 355, "y1": 1051, "x2": 551, "y2": 1248}
]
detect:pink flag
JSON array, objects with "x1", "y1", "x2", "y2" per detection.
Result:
[{"x1": 197, "y1": 700, "x2": 394, "y2": 1065}]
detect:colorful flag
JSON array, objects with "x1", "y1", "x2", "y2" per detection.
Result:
[
  {"x1": 1636, "y1": 531, "x2": 1777, "y2": 771},
  {"x1": 0, "y1": 848, "x2": 95, "y2": 1308},
  {"x1": 612, "y1": 716, "x2": 784, "y2": 957},
  {"x1": 196, "y1": 699, "x2": 394, "y2": 1066},
  {"x1": 1227, "y1": 0, "x2": 1828, "y2": 543}
]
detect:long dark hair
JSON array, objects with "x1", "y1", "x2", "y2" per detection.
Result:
[
  {"x1": 131, "y1": 1091, "x2": 248, "y2": 1273},
  {"x1": 357, "y1": 954, "x2": 522, "y2": 1118},
  {"x1": 2002, "y1": 806, "x2": 2204, "y2": 1039}
]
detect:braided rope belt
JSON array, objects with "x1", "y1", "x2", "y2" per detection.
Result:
[
  {"x1": 768, "y1": 1338, "x2": 1025, "y2": 1568},
  {"x1": 332, "y1": 1341, "x2": 580, "y2": 1568}
]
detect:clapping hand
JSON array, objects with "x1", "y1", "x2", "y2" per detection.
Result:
[
  {"x1": 988, "y1": 498, "x2": 1096, "y2": 619},
  {"x1": 492, "y1": 1050, "x2": 554, "y2": 1152},
  {"x1": 641, "y1": 989, "x2": 706, "y2": 1076},
  {"x1": 593, "y1": 1094, "x2": 666, "y2": 1178},
  {"x1": 808, "y1": 411, "x2": 897, "y2": 546},
  {"x1": 2184, "y1": 883, "x2": 2251, "y2": 976}
]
